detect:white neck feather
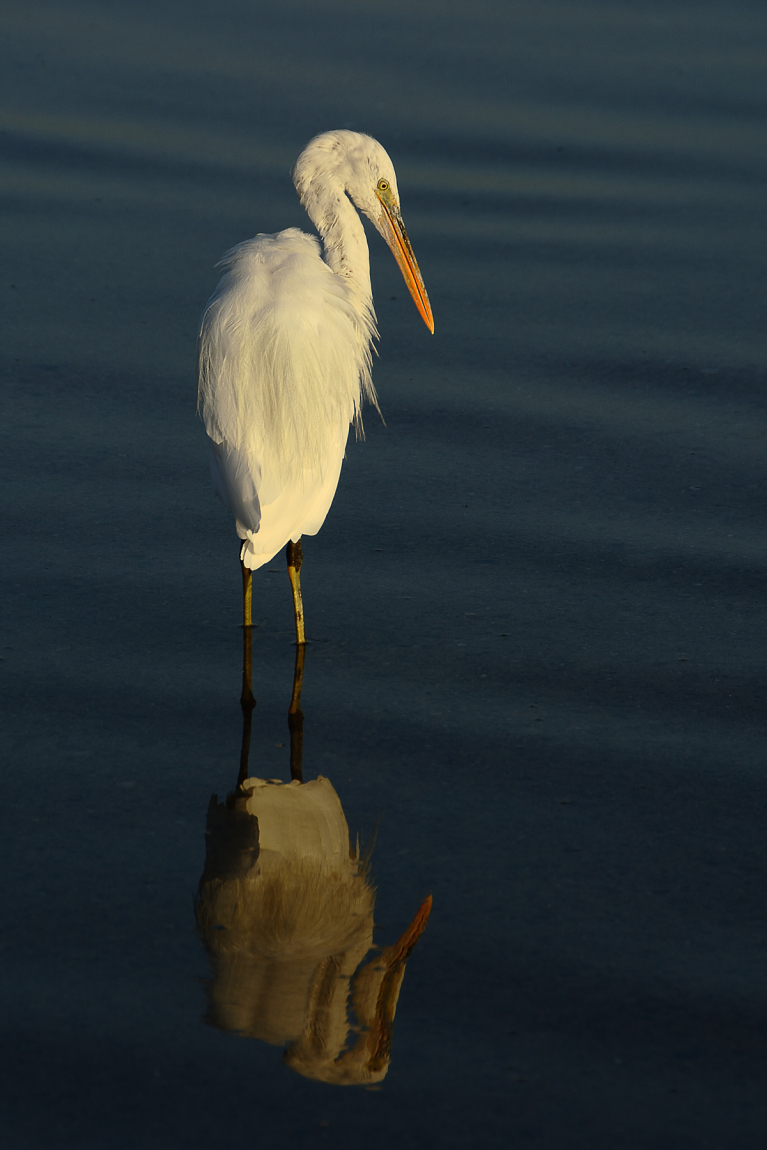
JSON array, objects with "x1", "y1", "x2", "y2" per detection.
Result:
[{"x1": 303, "y1": 189, "x2": 373, "y2": 306}]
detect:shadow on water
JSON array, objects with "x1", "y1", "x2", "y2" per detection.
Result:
[{"x1": 194, "y1": 629, "x2": 432, "y2": 1085}]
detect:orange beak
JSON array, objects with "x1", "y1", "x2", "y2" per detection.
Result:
[{"x1": 376, "y1": 188, "x2": 434, "y2": 334}]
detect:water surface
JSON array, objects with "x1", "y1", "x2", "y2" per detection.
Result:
[{"x1": 2, "y1": 2, "x2": 767, "y2": 1146}]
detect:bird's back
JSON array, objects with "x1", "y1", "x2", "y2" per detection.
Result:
[{"x1": 198, "y1": 228, "x2": 378, "y2": 568}]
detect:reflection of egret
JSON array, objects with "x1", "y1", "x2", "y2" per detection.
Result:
[
  {"x1": 196, "y1": 779, "x2": 431, "y2": 1084},
  {"x1": 196, "y1": 632, "x2": 431, "y2": 1084},
  {"x1": 198, "y1": 130, "x2": 434, "y2": 643}
]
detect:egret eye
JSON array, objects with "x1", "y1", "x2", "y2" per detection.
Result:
[{"x1": 377, "y1": 179, "x2": 389, "y2": 192}]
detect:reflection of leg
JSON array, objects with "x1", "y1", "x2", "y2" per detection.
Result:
[
  {"x1": 288, "y1": 643, "x2": 306, "y2": 783},
  {"x1": 238, "y1": 603, "x2": 256, "y2": 787},
  {"x1": 286, "y1": 539, "x2": 306, "y2": 646},
  {"x1": 237, "y1": 699, "x2": 255, "y2": 787}
]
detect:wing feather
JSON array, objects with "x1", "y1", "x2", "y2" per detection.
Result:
[{"x1": 197, "y1": 228, "x2": 378, "y2": 568}]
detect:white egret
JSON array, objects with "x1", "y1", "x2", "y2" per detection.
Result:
[{"x1": 198, "y1": 130, "x2": 434, "y2": 643}]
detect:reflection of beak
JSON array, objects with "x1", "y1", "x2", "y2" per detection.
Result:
[
  {"x1": 376, "y1": 188, "x2": 434, "y2": 334},
  {"x1": 352, "y1": 894, "x2": 433, "y2": 1075},
  {"x1": 282, "y1": 892, "x2": 432, "y2": 1084}
]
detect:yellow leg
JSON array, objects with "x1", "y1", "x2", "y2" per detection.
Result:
[
  {"x1": 241, "y1": 551, "x2": 253, "y2": 630},
  {"x1": 286, "y1": 538, "x2": 306, "y2": 645},
  {"x1": 237, "y1": 545, "x2": 256, "y2": 782}
]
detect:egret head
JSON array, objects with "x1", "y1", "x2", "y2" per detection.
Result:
[{"x1": 293, "y1": 130, "x2": 434, "y2": 333}]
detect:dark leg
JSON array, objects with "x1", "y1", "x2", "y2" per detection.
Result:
[
  {"x1": 286, "y1": 538, "x2": 306, "y2": 645},
  {"x1": 288, "y1": 643, "x2": 306, "y2": 782}
]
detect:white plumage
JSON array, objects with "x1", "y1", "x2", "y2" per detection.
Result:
[{"x1": 198, "y1": 130, "x2": 433, "y2": 577}]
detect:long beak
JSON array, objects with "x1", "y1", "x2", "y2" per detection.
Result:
[{"x1": 376, "y1": 189, "x2": 434, "y2": 334}]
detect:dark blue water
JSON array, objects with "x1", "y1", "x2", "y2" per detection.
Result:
[{"x1": 2, "y1": 2, "x2": 767, "y2": 1146}]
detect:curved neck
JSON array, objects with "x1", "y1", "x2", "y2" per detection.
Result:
[{"x1": 304, "y1": 190, "x2": 373, "y2": 306}]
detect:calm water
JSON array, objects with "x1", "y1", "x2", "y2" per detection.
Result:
[{"x1": 2, "y1": 2, "x2": 767, "y2": 1146}]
